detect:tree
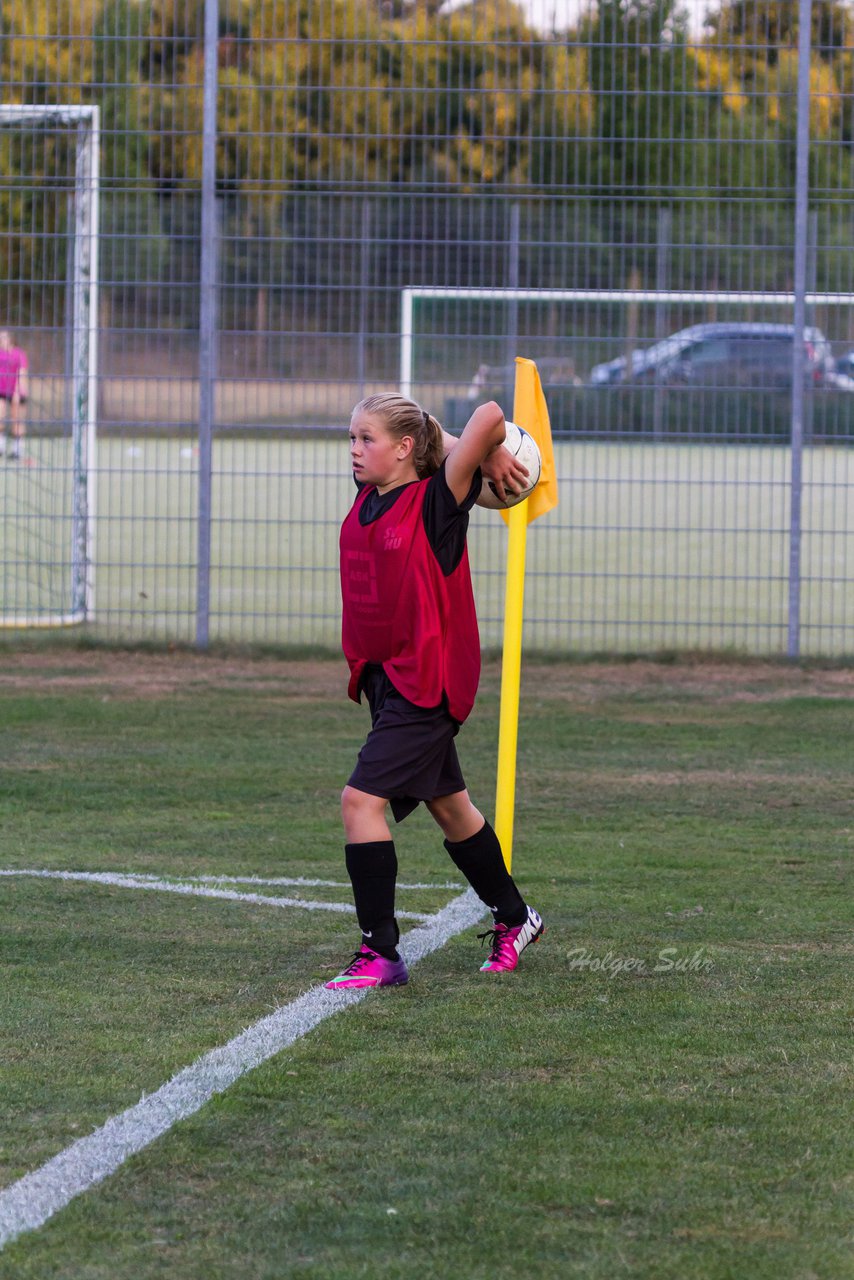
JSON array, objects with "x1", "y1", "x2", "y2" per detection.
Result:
[
  {"x1": 705, "y1": 0, "x2": 850, "y2": 66},
  {"x1": 581, "y1": 0, "x2": 708, "y2": 197}
]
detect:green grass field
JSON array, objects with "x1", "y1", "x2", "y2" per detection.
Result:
[
  {"x1": 2, "y1": 437, "x2": 853, "y2": 653},
  {"x1": 0, "y1": 650, "x2": 852, "y2": 1278}
]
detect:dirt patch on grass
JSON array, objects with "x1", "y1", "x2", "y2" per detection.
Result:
[
  {"x1": 0, "y1": 650, "x2": 852, "y2": 702},
  {"x1": 0, "y1": 650, "x2": 346, "y2": 699},
  {"x1": 516, "y1": 658, "x2": 854, "y2": 705},
  {"x1": 582, "y1": 768, "x2": 824, "y2": 788}
]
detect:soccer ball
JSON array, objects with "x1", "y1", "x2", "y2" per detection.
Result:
[{"x1": 477, "y1": 420, "x2": 542, "y2": 510}]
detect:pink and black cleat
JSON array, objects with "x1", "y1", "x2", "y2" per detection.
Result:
[
  {"x1": 325, "y1": 944, "x2": 409, "y2": 990},
  {"x1": 478, "y1": 906, "x2": 544, "y2": 973}
]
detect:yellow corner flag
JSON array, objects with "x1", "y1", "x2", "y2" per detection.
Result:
[
  {"x1": 500, "y1": 356, "x2": 558, "y2": 526},
  {"x1": 494, "y1": 358, "x2": 558, "y2": 870}
]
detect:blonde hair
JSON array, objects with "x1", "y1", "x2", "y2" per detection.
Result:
[{"x1": 352, "y1": 393, "x2": 444, "y2": 479}]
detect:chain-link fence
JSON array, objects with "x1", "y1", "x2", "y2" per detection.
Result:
[{"x1": 1, "y1": 0, "x2": 852, "y2": 652}]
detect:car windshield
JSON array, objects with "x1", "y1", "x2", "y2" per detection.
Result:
[{"x1": 632, "y1": 331, "x2": 696, "y2": 368}]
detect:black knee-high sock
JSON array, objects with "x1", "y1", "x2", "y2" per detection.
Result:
[
  {"x1": 444, "y1": 821, "x2": 526, "y2": 926},
  {"x1": 344, "y1": 840, "x2": 400, "y2": 959}
]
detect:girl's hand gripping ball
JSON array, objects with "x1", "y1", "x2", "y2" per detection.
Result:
[{"x1": 477, "y1": 420, "x2": 542, "y2": 510}]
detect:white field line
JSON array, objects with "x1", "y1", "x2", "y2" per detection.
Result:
[
  {"x1": 179, "y1": 874, "x2": 463, "y2": 891},
  {"x1": 0, "y1": 869, "x2": 431, "y2": 923},
  {"x1": 0, "y1": 887, "x2": 485, "y2": 1250}
]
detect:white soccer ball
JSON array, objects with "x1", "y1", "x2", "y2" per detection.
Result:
[{"x1": 477, "y1": 420, "x2": 542, "y2": 510}]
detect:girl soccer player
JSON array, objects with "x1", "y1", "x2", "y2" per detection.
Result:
[{"x1": 326, "y1": 393, "x2": 544, "y2": 990}]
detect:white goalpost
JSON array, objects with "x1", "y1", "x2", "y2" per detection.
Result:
[
  {"x1": 400, "y1": 285, "x2": 854, "y2": 399},
  {"x1": 0, "y1": 104, "x2": 99, "y2": 626}
]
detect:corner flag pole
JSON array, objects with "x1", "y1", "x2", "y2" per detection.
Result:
[
  {"x1": 494, "y1": 501, "x2": 528, "y2": 870},
  {"x1": 493, "y1": 358, "x2": 559, "y2": 871}
]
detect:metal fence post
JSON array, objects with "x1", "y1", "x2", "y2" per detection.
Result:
[
  {"x1": 196, "y1": 0, "x2": 220, "y2": 649},
  {"x1": 504, "y1": 201, "x2": 520, "y2": 407},
  {"x1": 652, "y1": 205, "x2": 671, "y2": 441},
  {"x1": 787, "y1": 0, "x2": 813, "y2": 659},
  {"x1": 357, "y1": 199, "x2": 371, "y2": 400}
]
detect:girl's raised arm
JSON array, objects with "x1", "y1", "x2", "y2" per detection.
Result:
[{"x1": 444, "y1": 401, "x2": 520, "y2": 506}]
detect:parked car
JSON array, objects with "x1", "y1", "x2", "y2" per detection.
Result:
[{"x1": 588, "y1": 323, "x2": 847, "y2": 390}]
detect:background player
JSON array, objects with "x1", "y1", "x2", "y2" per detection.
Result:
[{"x1": 0, "y1": 329, "x2": 29, "y2": 461}]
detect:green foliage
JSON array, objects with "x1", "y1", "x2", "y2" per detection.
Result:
[
  {"x1": 585, "y1": 0, "x2": 687, "y2": 194},
  {"x1": 2, "y1": 0, "x2": 850, "y2": 199},
  {"x1": 708, "y1": 0, "x2": 850, "y2": 65}
]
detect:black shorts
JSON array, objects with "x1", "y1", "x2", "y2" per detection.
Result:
[
  {"x1": 0, "y1": 393, "x2": 25, "y2": 405},
  {"x1": 347, "y1": 666, "x2": 466, "y2": 823}
]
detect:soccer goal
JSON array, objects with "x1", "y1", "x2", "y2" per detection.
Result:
[
  {"x1": 0, "y1": 104, "x2": 99, "y2": 626},
  {"x1": 399, "y1": 284, "x2": 854, "y2": 405}
]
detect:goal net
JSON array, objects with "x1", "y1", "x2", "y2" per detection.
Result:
[{"x1": 0, "y1": 104, "x2": 99, "y2": 626}]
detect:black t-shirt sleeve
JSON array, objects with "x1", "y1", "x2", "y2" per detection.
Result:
[{"x1": 422, "y1": 459, "x2": 482, "y2": 577}]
